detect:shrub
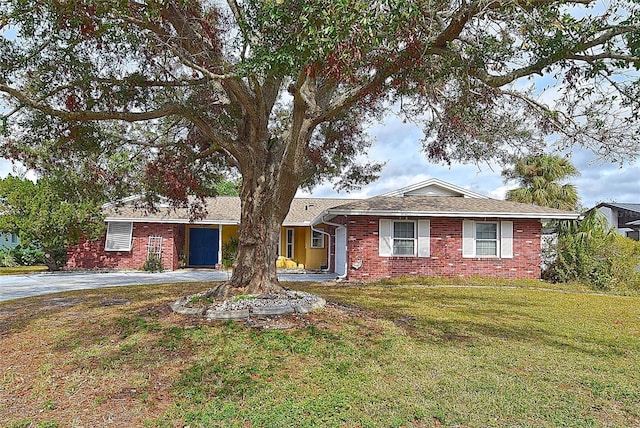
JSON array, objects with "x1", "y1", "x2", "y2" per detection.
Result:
[
  {"x1": 544, "y1": 212, "x2": 640, "y2": 292},
  {"x1": 0, "y1": 247, "x2": 46, "y2": 266},
  {"x1": 142, "y1": 254, "x2": 163, "y2": 272},
  {"x1": 13, "y1": 247, "x2": 46, "y2": 266},
  {"x1": 0, "y1": 251, "x2": 18, "y2": 267},
  {"x1": 221, "y1": 237, "x2": 239, "y2": 269}
]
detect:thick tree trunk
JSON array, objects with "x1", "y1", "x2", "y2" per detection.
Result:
[{"x1": 211, "y1": 155, "x2": 300, "y2": 298}]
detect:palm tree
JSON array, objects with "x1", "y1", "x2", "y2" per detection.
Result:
[{"x1": 503, "y1": 154, "x2": 580, "y2": 210}]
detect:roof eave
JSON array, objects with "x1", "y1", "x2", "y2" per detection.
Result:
[
  {"x1": 325, "y1": 209, "x2": 579, "y2": 220},
  {"x1": 104, "y1": 217, "x2": 240, "y2": 225}
]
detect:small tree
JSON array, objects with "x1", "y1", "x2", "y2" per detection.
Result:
[{"x1": 0, "y1": 176, "x2": 105, "y2": 271}]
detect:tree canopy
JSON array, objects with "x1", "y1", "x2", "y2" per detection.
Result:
[
  {"x1": 1, "y1": 0, "x2": 639, "y2": 294},
  {"x1": 0, "y1": 175, "x2": 105, "y2": 271},
  {"x1": 503, "y1": 154, "x2": 580, "y2": 210}
]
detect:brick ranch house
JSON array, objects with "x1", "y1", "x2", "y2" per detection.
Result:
[{"x1": 67, "y1": 178, "x2": 578, "y2": 280}]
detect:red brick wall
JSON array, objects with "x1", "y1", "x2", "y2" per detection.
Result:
[
  {"x1": 66, "y1": 223, "x2": 184, "y2": 271},
  {"x1": 344, "y1": 216, "x2": 542, "y2": 281}
]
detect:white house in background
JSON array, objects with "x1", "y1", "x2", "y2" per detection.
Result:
[
  {"x1": 0, "y1": 232, "x2": 19, "y2": 251},
  {"x1": 596, "y1": 203, "x2": 640, "y2": 241}
]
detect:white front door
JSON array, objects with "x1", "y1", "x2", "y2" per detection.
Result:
[{"x1": 334, "y1": 227, "x2": 347, "y2": 276}]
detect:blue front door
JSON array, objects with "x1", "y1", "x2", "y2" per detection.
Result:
[{"x1": 189, "y1": 228, "x2": 219, "y2": 266}]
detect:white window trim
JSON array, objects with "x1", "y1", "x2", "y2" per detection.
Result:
[
  {"x1": 285, "y1": 228, "x2": 295, "y2": 259},
  {"x1": 475, "y1": 221, "x2": 499, "y2": 257},
  {"x1": 379, "y1": 219, "x2": 430, "y2": 258},
  {"x1": 392, "y1": 220, "x2": 417, "y2": 256},
  {"x1": 462, "y1": 220, "x2": 513, "y2": 259},
  {"x1": 105, "y1": 221, "x2": 133, "y2": 252},
  {"x1": 310, "y1": 228, "x2": 325, "y2": 249}
]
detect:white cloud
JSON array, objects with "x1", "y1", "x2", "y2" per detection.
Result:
[{"x1": 299, "y1": 113, "x2": 640, "y2": 209}]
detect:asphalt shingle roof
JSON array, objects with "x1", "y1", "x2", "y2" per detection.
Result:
[
  {"x1": 596, "y1": 202, "x2": 640, "y2": 214},
  {"x1": 327, "y1": 196, "x2": 578, "y2": 219},
  {"x1": 105, "y1": 196, "x2": 360, "y2": 225},
  {"x1": 104, "y1": 194, "x2": 579, "y2": 224}
]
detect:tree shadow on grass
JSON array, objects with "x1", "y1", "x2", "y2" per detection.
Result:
[{"x1": 305, "y1": 285, "x2": 632, "y2": 359}]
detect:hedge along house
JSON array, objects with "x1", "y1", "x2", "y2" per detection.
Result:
[
  {"x1": 311, "y1": 179, "x2": 579, "y2": 280},
  {"x1": 66, "y1": 196, "x2": 357, "y2": 271}
]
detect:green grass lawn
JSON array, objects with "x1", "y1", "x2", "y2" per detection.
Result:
[{"x1": 1, "y1": 281, "x2": 639, "y2": 427}]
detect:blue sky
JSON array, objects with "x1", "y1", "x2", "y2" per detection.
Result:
[{"x1": 298, "y1": 113, "x2": 640, "y2": 209}]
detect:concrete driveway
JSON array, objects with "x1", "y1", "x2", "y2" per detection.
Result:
[{"x1": 0, "y1": 269, "x2": 337, "y2": 302}]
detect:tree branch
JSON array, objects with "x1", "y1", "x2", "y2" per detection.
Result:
[
  {"x1": 0, "y1": 83, "x2": 183, "y2": 122},
  {"x1": 471, "y1": 25, "x2": 639, "y2": 87}
]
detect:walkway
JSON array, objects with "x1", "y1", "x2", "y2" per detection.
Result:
[{"x1": 0, "y1": 269, "x2": 337, "y2": 302}]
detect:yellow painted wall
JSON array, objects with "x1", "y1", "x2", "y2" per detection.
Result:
[
  {"x1": 304, "y1": 227, "x2": 328, "y2": 269},
  {"x1": 221, "y1": 225, "x2": 239, "y2": 244},
  {"x1": 277, "y1": 226, "x2": 328, "y2": 270}
]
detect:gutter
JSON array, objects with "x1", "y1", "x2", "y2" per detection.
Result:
[{"x1": 324, "y1": 209, "x2": 580, "y2": 220}]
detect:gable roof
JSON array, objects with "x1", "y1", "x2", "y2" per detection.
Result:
[
  {"x1": 380, "y1": 178, "x2": 488, "y2": 198},
  {"x1": 595, "y1": 202, "x2": 640, "y2": 214},
  {"x1": 322, "y1": 196, "x2": 579, "y2": 220},
  {"x1": 104, "y1": 196, "x2": 360, "y2": 226}
]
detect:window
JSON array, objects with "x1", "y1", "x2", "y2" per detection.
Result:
[
  {"x1": 627, "y1": 230, "x2": 640, "y2": 241},
  {"x1": 462, "y1": 220, "x2": 513, "y2": 258},
  {"x1": 475, "y1": 222, "x2": 498, "y2": 256},
  {"x1": 311, "y1": 229, "x2": 325, "y2": 248},
  {"x1": 285, "y1": 228, "x2": 294, "y2": 259},
  {"x1": 393, "y1": 221, "x2": 416, "y2": 256},
  {"x1": 105, "y1": 222, "x2": 133, "y2": 251},
  {"x1": 379, "y1": 219, "x2": 430, "y2": 257},
  {"x1": 10, "y1": 233, "x2": 18, "y2": 244}
]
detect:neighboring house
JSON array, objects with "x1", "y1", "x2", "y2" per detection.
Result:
[
  {"x1": 66, "y1": 178, "x2": 578, "y2": 279},
  {"x1": 0, "y1": 232, "x2": 19, "y2": 251},
  {"x1": 595, "y1": 203, "x2": 640, "y2": 241}
]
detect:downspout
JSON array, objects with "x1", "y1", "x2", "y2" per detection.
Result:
[{"x1": 311, "y1": 211, "x2": 347, "y2": 279}]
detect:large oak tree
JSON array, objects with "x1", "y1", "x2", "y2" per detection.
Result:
[{"x1": 1, "y1": 0, "x2": 639, "y2": 297}]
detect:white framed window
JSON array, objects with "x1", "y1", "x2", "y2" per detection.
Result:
[
  {"x1": 379, "y1": 219, "x2": 430, "y2": 257},
  {"x1": 10, "y1": 233, "x2": 18, "y2": 244},
  {"x1": 462, "y1": 220, "x2": 513, "y2": 258},
  {"x1": 286, "y1": 228, "x2": 295, "y2": 259},
  {"x1": 105, "y1": 221, "x2": 133, "y2": 251},
  {"x1": 393, "y1": 221, "x2": 416, "y2": 256},
  {"x1": 311, "y1": 228, "x2": 325, "y2": 248},
  {"x1": 475, "y1": 222, "x2": 498, "y2": 256}
]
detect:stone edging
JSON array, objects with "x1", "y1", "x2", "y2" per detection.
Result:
[{"x1": 170, "y1": 290, "x2": 326, "y2": 321}]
